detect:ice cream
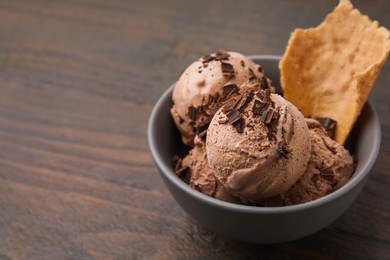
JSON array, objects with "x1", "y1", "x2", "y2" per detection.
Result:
[
  {"x1": 171, "y1": 50, "x2": 356, "y2": 207},
  {"x1": 178, "y1": 136, "x2": 242, "y2": 204},
  {"x1": 264, "y1": 119, "x2": 355, "y2": 206},
  {"x1": 171, "y1": 50, "x2": 272, "y2": 146},
  {"x1": 206, "y1": 89, "x2": 311, "y2": 203}
]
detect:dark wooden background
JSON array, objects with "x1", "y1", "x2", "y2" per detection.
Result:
[{"x1": 0, "y1": 0, "x2": 389, "y2": 259}]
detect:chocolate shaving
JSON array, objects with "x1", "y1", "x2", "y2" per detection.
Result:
[
  {"x1": 235, "y1": 96, "x2": 247, "y2": 110},
  {"x1": 263, "y1": 89, "x2": 271, "y2": 101},
  {"x1": 202, "y1": 50, "x2": 231, "y2": 68},
  {"x1": 253, "y1": 100, "x2": 270, "y2": 115},
  {"x1": 248, "y1": 68, "x2": 257, "y2": 81},
  {"x1": 320, "y1": 167, "x2": 334, "y2": 181},
  {"x1": 202, "y1": 54, "x2": 213, "y2": 63},
  {"x1": 277, "y1": 141, "x2": 290, "y2": 158},
  {"x1": 240, "y1": 60, "x2": 245, "y2": 67},
  {"x1": 261, "y1": 109, "x2": 274, "y2": 125},
  {"x1": 197, "y1": 128, "x2": 208, "y2": 139},
  {"x1": 245, "y1": 92, "x2": 255, "y2": 105},
  {"x1": 256, "y1": 89, "x2": 271, "y2": 101},
  {"x1": 228, "y1": 96, "x2": 243, "y2": 111},
  {"x1": 261, "y1": 110, "x2": 269, "y2": 123},
  {"x1": 315, "y1": 117, "x2": 337, "y2": 139},
  {"x1": 208, "y1": 95, "x2": 214, "y2": 105},
  {"x1": 215, "y1": 50, "x2": 230, "y2": 60},
  {"x1": 261, "y1": 76, "x2": 270, "y2": 90},
  {"x1": 233, "y1": 118, "x2": 245, "y2": 133},
  {"x1": 267, "y1": 120, "x2": 278, "y2": 133},
  {"x1": 221, "y1": 62, "x2": 235, "y2": 78},
  {"x1": 187, "y1": 106, "x2": 196, "y2": 121},
  {"x1": 222, "y1": 84, "x2": 238, "y2": 98},
  {"x1": 252, "y1": 100, "x2": 263, "y2": 115},
  {"x1": 267, "y1": 127, "x2": 276, "y2": 141},
  {"x1": 258, "y1": 66, "x2": 263, "y2": 73},
  {"x1": 226, "y1": 109, "x2": 241, "y2": 125},
  {"x1": 252, "y1": 89, "x2": 280, "y2": 140},
  {"x1": 221, "y1": 99, "x2": 234, "y2": 113}
]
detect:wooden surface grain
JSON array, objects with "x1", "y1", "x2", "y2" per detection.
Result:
[{"x1": 0, "y1": 0, "x2": 389, "y2": 259}]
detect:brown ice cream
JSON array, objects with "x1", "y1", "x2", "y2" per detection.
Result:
[
  {"x1": 206, "y1": 90, "x2": 311, "y2": 203},
  {"x1": 171, "y1": 50, "x2": 356, "y2": 207},
  {"x1": 264, "y1": 119, "x2": 355, "y2": 206},
  {"x1": 180, "y1": 137, "x2": 242, "y2": 204},
  {"x1": 171, "y1": 50, "x2": 271, "y2": 146}
]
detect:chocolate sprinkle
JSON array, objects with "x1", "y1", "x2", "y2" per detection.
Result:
[
  {"x1": 277, "y1": 141, "x2": 290, "y2": 158},
  {"x1": 263, "y1": 89, "x2": 271, "y2": 101},
  {"x1": 248, "y1": 68, "x2": 257, "y2": 81},
  {"x1": 187, "y1": 106, "x2": 196, "y2": 121},
  {"x1": 315, "y1": 117, "x2": 337, "y2": 139},
  {"x1": 222, "y1": 84, "x2": 238, "y2": 98},
  {"x1": 227, "y1": 96, "x2": 243, "y2": 111},
  {"x1": 235, "y1": 96, "x2": 247, "y2": 110},
  {"x1": 245, "y1": 92, "x2": 255, "y2": 105},
  {"x1": 221, "y1": 62, "x2": 235, "y2": 78},
  {"x1": 261, "y1": 109, "x2": 274, "y2": 125},
  {"x1": 320, "y1": 167, "x2": 338, "y2": 187},
  {"x1": 215, "y1": 50, "x2": 230, "y2": 60},
  {"x1": 233, "y1": 118, "x2": 245, "y2": 133},
  {"x1": 202, "y1": 54, "x2": 213, "y2": 63},
  {"x1": 253, "y1": 100, "x2": 270, "y2": 115},
  {"x1": 320, "y1": 167, "x2": 334, "y2": 179},
  {"x1": 208, "y1": 95, "x2": 214, "y2": 105},
  {"x1": 202, "y1": 50, "x2": 231, "y2": 67},
  {"x1": 197, "y1": 128, "x2": 208, "y2": 139},
  {"x1": 261, "y1": 76, "x2": 270, "y2": 89},
  {"x1": 250, "y1": 89, "x2": 280, "y2": 140},
  {"x1": 226, "y1": 109, "x2": 241, "y2": 125}
]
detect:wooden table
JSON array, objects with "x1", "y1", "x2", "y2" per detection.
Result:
[{"x1": 0, "y1": 0, "x2": 389, "y2": 258}]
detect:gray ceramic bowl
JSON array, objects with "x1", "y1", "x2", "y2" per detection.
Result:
[{"x1": 148, "y1": 55, "x2": 381, "y2": 244}]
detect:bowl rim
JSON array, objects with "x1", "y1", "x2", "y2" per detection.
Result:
[{"x1": 148, "y1": 55, "x2": 381, "y2": 214}]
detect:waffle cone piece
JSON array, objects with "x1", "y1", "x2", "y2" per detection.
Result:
[{"x1": 280, "y1": 0, "x2": 390, "y2": 144}]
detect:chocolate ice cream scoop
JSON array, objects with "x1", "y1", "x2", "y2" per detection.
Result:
[
  {"x1": 171, "y1": 50, "x2": 271, "y2": 146},
  {"x1": 265, "y1": 118, "x2": 355, "y2": 206},
  {"x1": 206, "y1": 90, "x2": 311, "y2": 203}
]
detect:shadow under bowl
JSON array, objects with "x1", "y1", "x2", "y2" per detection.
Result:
[{"x1": 148, "y1": 55, "x2": 381, "y2": 244}]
